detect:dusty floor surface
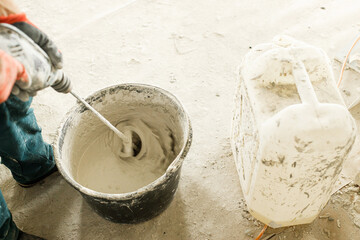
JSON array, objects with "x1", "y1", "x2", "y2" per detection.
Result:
[{"x1": 0, "y1": 0, "x2": 360, "y2": 239}]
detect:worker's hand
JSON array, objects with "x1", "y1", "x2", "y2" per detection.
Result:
[
  {"x1": 13, "y1": 22, "x2": 63, "y2": 69},
  {"x1": 0, "y1": 13, "x2": 63, "y2": 69},
  {"x1": 0, "y1": 50, "x2": 29, "y2": 103}
]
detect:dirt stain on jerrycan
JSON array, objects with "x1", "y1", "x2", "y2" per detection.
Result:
[{"x1": 231, "y1": 35, "x2": 357, "y2": 228}]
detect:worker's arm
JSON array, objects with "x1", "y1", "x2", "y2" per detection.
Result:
[
  {"x1": 0, "y1": 0, "x2": 21, "y2": 16},
  {"x1": 0, "y1": 1, "x2": 24, "y2": 103}
]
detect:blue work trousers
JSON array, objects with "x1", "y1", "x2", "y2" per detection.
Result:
[{"x1": 0, "y1": 95, "x2": 55, "y2": 239}]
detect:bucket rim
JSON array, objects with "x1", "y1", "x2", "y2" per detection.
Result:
[{"x1": 53, "y1": 83, "x2": 192, "y2": 201}]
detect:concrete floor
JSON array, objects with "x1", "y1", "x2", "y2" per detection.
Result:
[{"x1": 0, "y1": 0, "x2": 359, "y2": 239}]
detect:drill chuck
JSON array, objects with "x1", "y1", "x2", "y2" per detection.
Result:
[{"x1": 51, "y1": 70, "x2": 72, "y2": 93}]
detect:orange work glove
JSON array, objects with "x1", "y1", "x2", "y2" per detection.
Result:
[{"x1": 0, "y1": 50, "x2": 28, "y2": 103}]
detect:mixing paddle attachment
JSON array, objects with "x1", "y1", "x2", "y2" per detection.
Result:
[{"x1": 70, "y1": 91, "x2": 140, "y2": 157}]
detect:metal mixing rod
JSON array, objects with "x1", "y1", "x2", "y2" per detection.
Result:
[
  {"x1": 51, "y1": 74, "x2": 132, "y2": 152},
  {"x1": 69, "y1": 91, "x2": 130, "y2": 142},
  {"x1": 56, "y1": 80, "x2": 136, "y2": 157}
]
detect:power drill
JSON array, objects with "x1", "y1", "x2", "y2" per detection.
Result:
[
  {"x1": 0, "y1": 23, "x2": 132, "y2": 146},
  {"x1": 0, "y1": 23, "x2": 72, "y2": 95}
]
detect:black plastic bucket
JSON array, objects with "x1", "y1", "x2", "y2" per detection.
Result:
[{"x1": 54, "y1": 84, "x2": 192, "y2": 223}]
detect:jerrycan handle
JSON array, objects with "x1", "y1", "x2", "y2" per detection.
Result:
[{"x1": 291, "y1": 59, "x2": 320, "y2": 108}]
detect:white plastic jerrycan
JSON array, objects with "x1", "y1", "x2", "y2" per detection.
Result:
[{"x1": 231, "y1": 36, "x2": 357, "y2": 228}]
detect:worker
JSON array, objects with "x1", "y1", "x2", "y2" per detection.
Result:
[{"x1": 0, "y1": 0, "x2": 65, "y2": 239}]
